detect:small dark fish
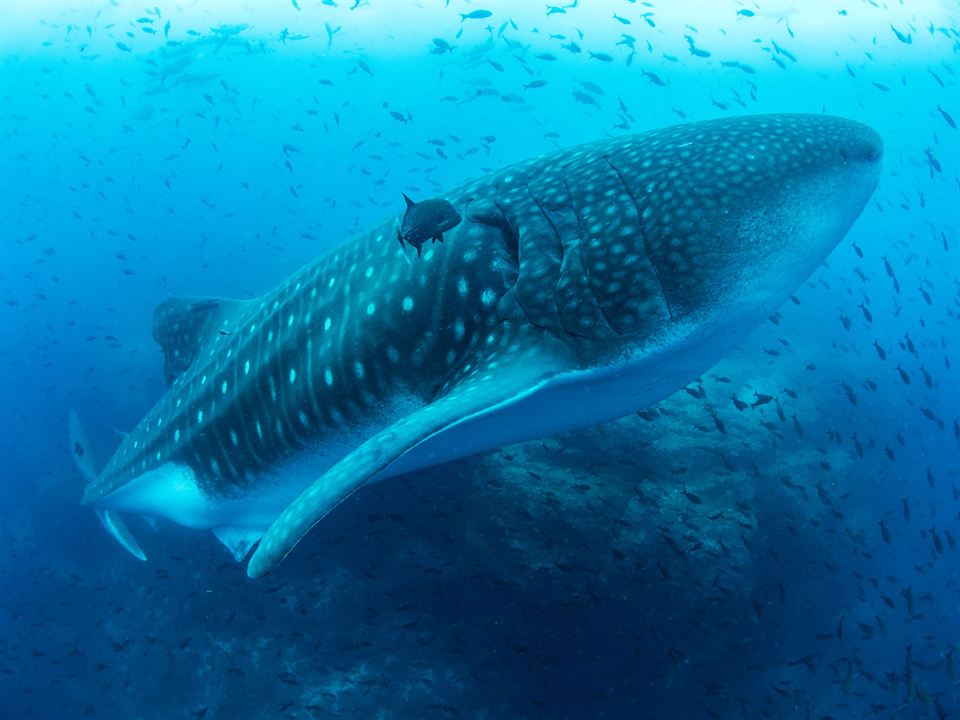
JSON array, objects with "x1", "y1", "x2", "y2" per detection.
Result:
[
  {"x1": 902, "y1": 498, "x2": 911, "y2": 523},
  {"x1": 904, "y1": 333, "x2": 916, "y2": 355},
  {"x1": 890, "y1": 24, "x2": 912, "y2": 44},
  {"x1": 921, "y1": 407, "x2": 938, "y2": 424},
  {"x1": 931, "y1": 527, "x2": 943, "y2": 554},
  {"x1": 460, "y1": 9, "x2": 493, "y2": 21},
  {"x1": 787, "y1": 655, "x2": 816, "y2": 674},
  {"x1": 936, "y1": 104, "x2": 956, "y2": 129},
  {"x1": 523, "y1": 80, "x2": 548, "y2": 90},
  {"x1": 589, "y1": 51, "x2": 614, "y2": 62},
  {"x1": 895, "y1": 365, "x2": 910, "y2": 384},
  {"x1": 685, "y1": 35, "x2": 710, "y2": 58},
  {"x1": 902, "y1": 586, "x2": 914, "y2": 615},
  {"x1": 771, "y1": 40, "x2": 796, "y2": 62},
  {"x1": 397, "y1": 194, "x2": 461, "y2": 257},
  {"x1": 873, "y1": 341, "x2": 886, "y2": 360},
  {"x1": 851, "y1": 434, "x2": 863, "y2": 456},
  {"x1": 642, "y1": 70, "x2": 666, "y2": 86},
  {"x1": 751, "y1": 392, "x2": 774, "y2": 408},
  {"x1": 840, "y1": 382, "x2": 857, "y2": 406},
  {"x1": 711, "y1": 414, "x2": 726, "y2": 434},
  {"x1": 721, "y1": 60, "x2": 756, "y2": 74},
  {"x1": 325, "y1": 22, "x2": 341, "y2": 50},
  {"x1": 572, "y1": 90, "x2": 601, "y2": 108},
  {"x1": 879, "y1": 520, "x2": 891, "y2": 544},
  {"x1": 579, "y1": 80, "x2": 604, "y2": 95},
  {"x1": 681, "y1": 487, "x2": 703, "y2": 505}
]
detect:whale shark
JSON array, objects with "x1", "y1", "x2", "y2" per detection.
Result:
[{"x1": 74, "y1": 114, "x2": 882, "y2": 578}]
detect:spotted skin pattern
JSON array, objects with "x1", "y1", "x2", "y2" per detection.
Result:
[{"x1": 81, "y1": 115, "x2": 882, "y2": 575}]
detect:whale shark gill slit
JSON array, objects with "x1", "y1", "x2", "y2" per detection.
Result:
[{"x1": 604, "y1": 156, "x2": 675, "y2": 322}]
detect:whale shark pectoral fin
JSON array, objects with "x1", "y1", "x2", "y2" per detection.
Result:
[
  {"x1": 96, "y1": 509, "x2": 147, "y2": 562},
  {"x1": 247, "y1": 326, "x2": 572, "y2": 578},
  {"x1": 213, "y1": 526, "x2": 264, "y2": 562}
]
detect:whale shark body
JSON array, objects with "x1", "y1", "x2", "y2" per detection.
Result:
[{"x1": 75, "y1": 114, "x2": 882, "y2": 578}]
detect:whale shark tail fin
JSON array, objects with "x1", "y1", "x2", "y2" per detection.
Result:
[{"x1": 69, "y1": 410, "x2": 147, "y2": 562}]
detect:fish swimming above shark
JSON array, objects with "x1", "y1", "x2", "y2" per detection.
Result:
[{"x1": 73, "y1": 114, "x2": 882, "y2": 578}]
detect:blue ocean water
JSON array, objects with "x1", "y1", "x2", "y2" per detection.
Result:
[{"x1": 1, "y1": 1, "x2": 958, "y2": 718}]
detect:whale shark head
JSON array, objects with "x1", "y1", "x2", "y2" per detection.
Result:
[{"x1": 542, "y1": 114, "x2": 882, "y2": 343}]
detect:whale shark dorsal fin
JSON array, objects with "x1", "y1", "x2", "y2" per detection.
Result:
[
  {"x1": 247, "y1": 326, "x2": 574, "y2": 578},
  {"x1": 151, "y1": 296, "x2": 248, "y2": 385}
]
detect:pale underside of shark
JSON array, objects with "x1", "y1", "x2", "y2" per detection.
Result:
[{"x1": 73, "y1": 114, "x2": 882, "y2": 578}]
